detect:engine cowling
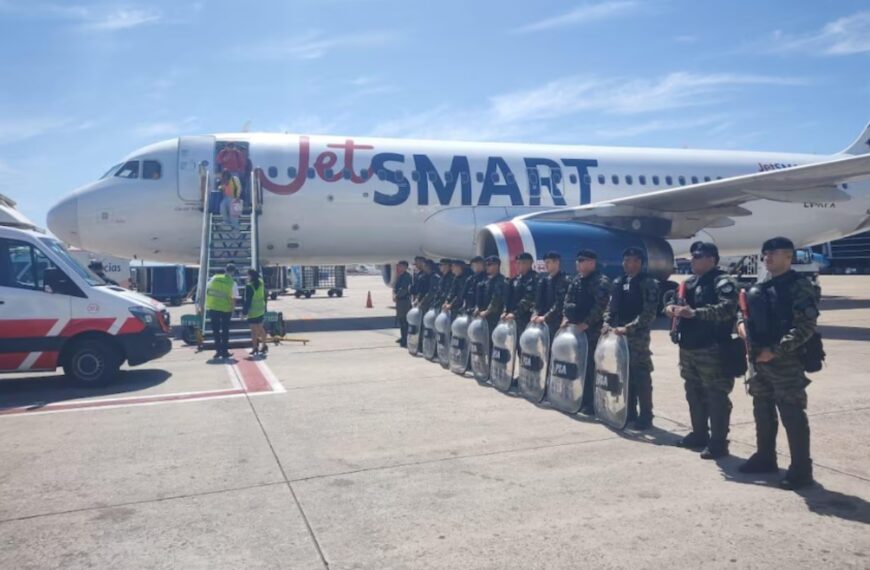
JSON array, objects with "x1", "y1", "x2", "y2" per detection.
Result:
[{"x1": 477, "y1": 220, "x2": 674, "y2": 282}]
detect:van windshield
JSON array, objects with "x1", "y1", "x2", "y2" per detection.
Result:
[{"x1": 39, "y1": 238, "x2": 105, "y2": 286}]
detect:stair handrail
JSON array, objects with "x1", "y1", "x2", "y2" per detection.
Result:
[
  {"x1": 251, "y1": 168, "x2": 260, "y2": 271},
  {"x1": 195, "y1": 162, "x2": 212, "y2": 329}
]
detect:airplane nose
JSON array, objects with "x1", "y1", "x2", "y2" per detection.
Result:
[{"x1": 47, "y1": 195, "x2": 81, "y2": 247}]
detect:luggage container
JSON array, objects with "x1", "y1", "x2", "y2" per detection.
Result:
[
  {"x1": 290, "y1": 265, "x2": 347, "y2": 298},
  {"x1": 263, "y1": 264, "x2": 288, "y2": 300},
  {"x1": 131, "y1": 264, "x2": 188, "y2": 306}
]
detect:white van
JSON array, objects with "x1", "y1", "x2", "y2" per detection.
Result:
[{"x1": 0, "y1": 225, "x2": 172, "y2": 386}]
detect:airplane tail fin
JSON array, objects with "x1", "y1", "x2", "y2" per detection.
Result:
[{"x1": 840, "y1": 121, "x2": 870, "y2": 155}]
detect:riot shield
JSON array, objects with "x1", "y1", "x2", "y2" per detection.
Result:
[
  {"x1": 449, "y1": 314, "x2": 471, "y2": 375},
  {"x1": 546, "y1": 325, "x2": 589, "y2": 413},
  {"x1": 593, "y1": 332, "x2": 631, "y2": 430},
  {"x1": 467, "y1": 317, "x2": 491, "y2": 383},
  {"x1": 435, "y1": 309, "x2": 452, "y2": 369},
  {"x1": 406, "y1": 307, "x2": 422, "y2": 357},
  {"x1": 421, "y1": 308, "x2": 438, "y2": 361},
  {"x1": 490, "y1": 319, "x2": 518, "y2": 392},
  {"x1": 517, "y1": 323, "x2": 551, "y2": 402}
]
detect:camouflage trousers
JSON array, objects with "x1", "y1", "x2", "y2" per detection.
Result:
[
  {"x1": 627, "y1": 332, "x2": 653, "y2": 372},
  {"x1": 679, "y1": 345, "x2": 735, "y2": 442},
  {"x1": 748, "y1": 355, "x2": 810, "y2": 408}
]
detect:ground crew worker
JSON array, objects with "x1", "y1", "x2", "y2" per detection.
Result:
[
  {"x1": 476, "y1": 256, "x2": 507, "y2": 332},
  {"x1": 243, "y1": 268, "x2": 268, "y2": 357},
  {"x1": 417, "y1": 259, "x2": 440, "y2": 315},
  {"x1": 393, "y1": 260, "x2": 412, "y2": 348},
  {"x1": 603, "y1": 248, "x2": 660, "y2": 430},
  {"x1": 532, "y1": 251, "x2": 569, "y2": 341},
  {"x1": 503, "y1": 252, "x2": 539, "y2": 335},
  {"x1": 205, "y1": 263, "x2": 237, "y2": 360},
  {"x1": 433, "y1": 258, "x2": 454, "y2": 309},
  {"x1": 444, "y1": 259, "x2": 472, "y2": 315},
  {"x1": 664, "y1": 242, "x2": 738, "y2": 458},
  {"x1": 562, "y1": 249, "x2": 611, "y2": 415},
  {"x1": 462, "y1": 256, "x2": 486, "y2": 315},
  {"x1": 737, "y1": 237, "x2": 819, "y2": 490}
]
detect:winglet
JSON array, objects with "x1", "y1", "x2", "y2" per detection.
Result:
[{"x1": 841, "y1": 121, "x2": 870, "y2": 155}]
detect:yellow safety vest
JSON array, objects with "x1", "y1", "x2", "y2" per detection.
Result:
[
  {"x1": 206, "y1": 274, "x2": 235, "y2": 312},
  {"x1": 248, "y1": 281, "x2": 266, "y2": 319}
]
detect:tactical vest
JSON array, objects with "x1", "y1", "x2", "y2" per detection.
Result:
[
  {"x1": 568, "y1": 272, "x2": 600, "y2": 323},
  {"x1": 481, "y1": 274, "x2": 505, "y2": 309},
  {"x1": 507, "y1": 271, "x2": 538, "y2": 314},
  {"x1": 248, "y1": 281, "x2": 266, "y2": 319},
  {"x1": 536, "y1": 271, "x2": 567, "y2": 314},
  {"x1": 747, "y1": 270, "x2": 800, "y2": 347},
  {"x1": 610, "y1": 273, "x2": 647, "y2": 326},
  {"x1": 677, "y1": 269, "x2": 733, "y2": 349}
]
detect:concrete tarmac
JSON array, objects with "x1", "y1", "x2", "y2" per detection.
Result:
[{"x1": 1, "y1": 275, "x2": 868, "y2": 569}]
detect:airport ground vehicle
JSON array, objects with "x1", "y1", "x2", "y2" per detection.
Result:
[
  {"x1": 0, "y1": 224, "x2": 172, "y2": 386},
  {"x1": 289, "y1": 265, "x2": 347, "y2": 298}
]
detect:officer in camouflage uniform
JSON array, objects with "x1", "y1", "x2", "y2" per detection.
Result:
[
  {"x1": 562, "y1": 249, "x2": 611, "y2": 415},
  {"x1": 503, "y1": 252, "x2": 540, "y2": 336},
  {"x1": 476, "y1": 256, "x2": 508, "y2": 332},
  {"x1": 461, "y1": 256, "x2": 486, "y2": 315},
  {"x1": 531, "y1": 251, "x2": 569, "y2": 342},
  {"x1": 738, "y1": 237, "x2": 819, "y2": 490},
  {"x1": 433, "y1": 258, "x2": 454, "y2": 309},
  {"x1": 603, "y1": 247, "x2": 660, "y2": 430},
  {"x1": 664, "y1": 242, "x2": 738, "y2": 459},
  {"x1": 444, "y1": 259, "x2": 472, "y2": 315},
  {"x1": 393, "y1": 260, "x2": 412, "y2": 348}
]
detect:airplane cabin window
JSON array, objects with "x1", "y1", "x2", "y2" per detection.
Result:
[
  {"x1": 307, "y1": 168, "x2": 316, "y2": 179},
  {"x1": 704, "y1": 176, "x2": 711, "y2": 182},
  {"x1": 598, "y1": 174, "x2": 606, "y2": 185},
  {"x1": 691, "y1": 176, "x2": 699, "y2": 184},
  {"x1": 325, "y1": 168, "x2": 335, "y2": 179},
  {"x1": 665, "y1": 176, "x2": 673, "y2": 185},
  {"x1": 583, "y1": 174, "x2": 591, "y2": 185},
  {"x1": 611, "y1": 175, "x2": 619, "y2": 185},
  {"x1": 444, "y1": 171, "x2": 453, "y2": 183},
  {"x1": 411, "y1": 171, "x2": 420, "y2": 182},
  {"x1": 343, "y1": 169, "x2": 352, "y2": 180},
  {"x1": 268, "y1": 166, "x2": 278, "y2": 178},
  {"x1": 652, "y1": 175, "x2": 660, "y2": 185},
  {"x1": 626, "y1": 175, "x2": 633, "y2": 185},
  {"x1": 569, "y1": 174, "x2": 578, "y2": 184},
  {"x1": 476, "y1": 172, "x2": 484, "y2": 183},
  {"x1": 115, "y1": 160, "x2": 139, "y2": 179},
  {"x1": 639, "y1": 175, "x2": 646, "y2": 185},
  {"x1": 377, "y1": 170, "x2": 386, "y2": 181},
  {"x1": 143, "y1": 160, "x2": 162, "y2": 180},
  {"x1": 716, "y1": 176, "x2": 723, "y2": 180},
  {"x1": 678, "y1": 176, "x2": 686, "y2": 185},
  {"x1": 552, "y1": 169, "x2": 562, "y2": 183},
  {"x1": 287, "y1": 167, "x2": 297, "y2": 178},
  {"x1": 100, "y1": 163, "x2": 122, "y2": 179},
  {"x1": 491, "y1": 172, "x2": 501, "y2": 183}
]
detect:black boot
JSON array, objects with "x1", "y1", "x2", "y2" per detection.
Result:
[
  {"x1": 778, "y1": 401, "x2": 814, "y2": 490},
  {"x1": 702, "y1": 390, "x2": 732, "y2": 459},
  {"x1": 635, "y1": 369, "x2": 654, "y2": 429},
  {"x1": 739, "y1": 397, "x2": 779, "y2": 474},
  {"x1": 678, "y1": 381, "x2": 709, "y2": 448}
]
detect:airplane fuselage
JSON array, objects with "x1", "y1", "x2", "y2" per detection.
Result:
[{"x1": 50, "y1": 133, "x2": 870, "y2": 266}]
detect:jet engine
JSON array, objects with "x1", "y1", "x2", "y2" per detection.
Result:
[{"x1": 477, "y1": 220, "x2": 674, "y2": 281}]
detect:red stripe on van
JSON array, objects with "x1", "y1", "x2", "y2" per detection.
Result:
[
  {"x1": 0, "y1": 319, "x2": 57, "y2": 338},
  {"x1": 58, "y1": 318, "x2": 116, "y2": 337},
  {"x1": 0, "y1": 352, "x2": 28, "y2": 370}
]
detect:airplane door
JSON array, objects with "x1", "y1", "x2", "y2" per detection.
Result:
[{"x1": 177, "y1": 135, "x2": 216, "y2": 202}]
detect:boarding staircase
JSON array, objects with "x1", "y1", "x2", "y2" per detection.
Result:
[{"x1": 195, "y1": 167, "x2": 262, "y2": 349}]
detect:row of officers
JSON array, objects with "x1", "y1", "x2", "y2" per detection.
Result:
[{"x1": 392, "y1": 237, "x2": 821, "y2": 491}]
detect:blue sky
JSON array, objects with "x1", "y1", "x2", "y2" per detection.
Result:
[{"x1": 1, "y1": 0, "x2": 868, "y2": 226}]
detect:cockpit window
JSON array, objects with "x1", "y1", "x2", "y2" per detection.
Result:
[
  {"x1": 100, "y1": 163, "x2": 122, "y2": 179},
  {"x1": 143, "y1": 160, "x2": 162, "y2": 180},
  {"x1": 115, "y1": 161, "x2": 140, "y2": 179}
]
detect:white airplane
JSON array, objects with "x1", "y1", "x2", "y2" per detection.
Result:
[{"x1": 47, "y1": 122, "x2": 870, "y2": 281}]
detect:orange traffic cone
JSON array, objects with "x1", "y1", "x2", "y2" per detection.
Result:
[{"x1": 365, "y1": 291, "x2": 373, "y2": 309}]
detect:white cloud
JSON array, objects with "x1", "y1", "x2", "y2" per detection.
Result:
[
  {"x1": 81, "y1": 7, "x2": 161, "y2": 31},
  {"x1": 0, "y1": 116, "x2": 94, "y2": 145},
  {"x1": 240, "y1": 31, "x2": 397, "y2": 61},
  {"x1": 513, "y1": 1, "x2": 639, "y2": 34},
  {"x1": 133, "y1": 116, "x2": 198, "y2": 138},
  {"x1": 769, "y1": 11, "x2": 870, "y2": 56},
  {"x1": 369, "y1": 72, "x2": 803, "y2": 143}
]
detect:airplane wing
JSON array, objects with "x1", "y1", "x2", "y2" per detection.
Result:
[{"x1": 519, "y1": 153, "x2": 870, "y2": 239}]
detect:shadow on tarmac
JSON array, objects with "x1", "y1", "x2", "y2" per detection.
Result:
[
  {"x1": 286, "y1": 316, "x2": 397, "y2": 333},
  {"x1": 819, "y1": 296, "x2": 870, "y2": 312},
  {"x1": 0, "y1": 369, "x2": 172, "y2": 410},
  {"x1": 817, "y1": 324, "x2": 870, "y2": 342},
  {"x1": 716, "y1": 457, "x2": 870, "y2": 525}
]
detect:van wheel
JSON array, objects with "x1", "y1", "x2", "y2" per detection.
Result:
[
  {"x1": 181, "y1": 326, "x2": 198, "y2": 346},
  {"x1": 270, "y1": 292, "x2": 278, "y2": 300},
  {"x1": 63, "y1": 339, "x2": 121, "y2": 387}
]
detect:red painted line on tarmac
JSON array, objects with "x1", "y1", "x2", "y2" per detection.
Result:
[
  {"x1": 230, "y1": 352, "x2": 272, "y2": 393},
  {"x1": 0, "y1": 388, "x2": 246, "y2": 416}
]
